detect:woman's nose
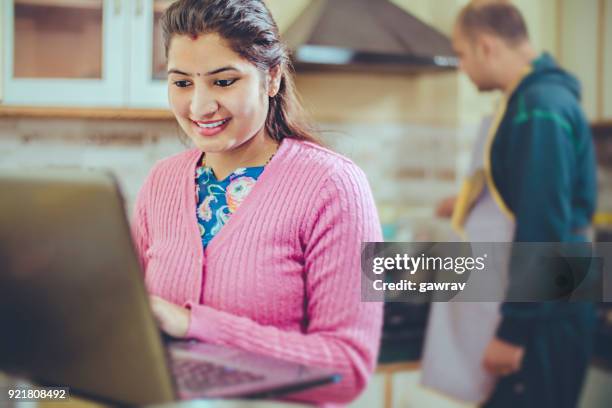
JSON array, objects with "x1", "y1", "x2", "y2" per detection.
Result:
[{"x1": 190, "y1": 89, "x2": 219, "y2": 118}]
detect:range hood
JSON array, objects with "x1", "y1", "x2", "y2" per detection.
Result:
[{"x1": 283, "y1": 0, "x2": 458, "y2": 73}]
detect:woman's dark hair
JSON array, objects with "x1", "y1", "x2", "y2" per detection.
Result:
[{"x1": 161, "y1": 0, "x2": 321, "y2": 145}]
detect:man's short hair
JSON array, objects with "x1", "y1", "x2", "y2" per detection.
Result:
[{"x1": 458, "y1": 0, "x2": 529, "y2": 45}]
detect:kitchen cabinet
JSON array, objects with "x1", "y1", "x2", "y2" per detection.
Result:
[
  {"x1": 0, "y1": 4, "x2": 3, "y2": 101},
  {"x1": 604, "y1": 0, "x2": 612, "y2": 120},
  {"x1": 1, "y1": 0, "x2": 172, "y2": 108},
  {"x1": 560, "y1": 0, "x2": 612, "y2": 123},
  {"x1": 559, "y1": 0, "x2": 599, "y2": 121},
  {"x1": 128, "y1": 0, "x2": 172, "y2": 107}
]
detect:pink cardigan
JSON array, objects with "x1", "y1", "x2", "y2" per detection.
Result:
[{"x1": 131, "y1": 138, "x2": 383, "y2": 405}]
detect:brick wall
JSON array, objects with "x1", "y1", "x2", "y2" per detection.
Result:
[{"x1": 0, "y1": 117, "x2": 464, "y2": 240}]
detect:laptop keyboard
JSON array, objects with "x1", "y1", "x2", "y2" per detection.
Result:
[{"x1": 172, "y1": 358, "x2": 265, "y2": 391}]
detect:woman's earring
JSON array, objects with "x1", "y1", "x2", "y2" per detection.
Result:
[{"x1": 269, "y1": 80, "x2": 280, "y2": 97}]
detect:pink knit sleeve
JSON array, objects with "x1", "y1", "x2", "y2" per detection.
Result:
[
  {"x1": 131, "y1": 178, "x2": 151, "y2": 275},
  {"x1": 185, "y1": 163, "x2": 384, "y2": 405}
]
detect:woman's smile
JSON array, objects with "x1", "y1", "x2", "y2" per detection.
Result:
[{"x1": 191, "y1": 117, "x2": 232, "y2": 137}]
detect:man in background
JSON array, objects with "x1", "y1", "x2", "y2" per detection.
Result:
[{"x1": 423, "y1": 1, "x2": 597, "y2": 407}]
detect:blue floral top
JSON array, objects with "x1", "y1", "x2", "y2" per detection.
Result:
[{"x1": 195, "y1": 161, "x2": 265, "y2": 248}]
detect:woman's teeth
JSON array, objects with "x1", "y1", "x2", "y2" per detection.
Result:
[{"x1": 197, "y1": 119, "x2": 228, "y2": 128}]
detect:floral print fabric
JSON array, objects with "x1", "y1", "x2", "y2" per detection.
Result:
[{"x1": 195, "y1": 160, "x2": 264, "y2": 248}]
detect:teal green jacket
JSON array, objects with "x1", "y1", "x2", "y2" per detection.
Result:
[{"x1": 490, "y1": 53, "x2": 597, "y2": 345}]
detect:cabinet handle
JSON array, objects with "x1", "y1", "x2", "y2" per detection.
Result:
[
  {"x1": 114, "y1": 0, "x2": 121, "y2": 16},
  {"x1": 136, "y1": 0, "x2": 144, "y2": 16}
]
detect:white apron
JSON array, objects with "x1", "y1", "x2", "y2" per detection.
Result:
[{"x1": 420, "y1": 115, "x2": 515, "y2": 404}]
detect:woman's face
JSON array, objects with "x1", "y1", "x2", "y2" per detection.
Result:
[{"x1": 167, "y1": 33, "x2": 279, "y2": 153}]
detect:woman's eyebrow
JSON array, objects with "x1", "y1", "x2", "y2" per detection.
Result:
[
  {"x1": 167, "y1": 68, "x2": 191, "y2": 76},
  {"x1": 167, "y1": 66, "x2": 241, "y2": 76},
  {"x1": 206, "y1": 66, "x2": 240, "y2": 75}
]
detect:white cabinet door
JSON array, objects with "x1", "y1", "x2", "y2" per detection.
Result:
[
  {"x1": 2, "y1": 0, "x2": 128, "y2": 106},
  {"x1": 560, "y1": 0, "x2": 599, "y2": 121},
  {"x1": 604, "y1": 0, "x2": 612, "y2": 120},
  {"x1": 0, "y1": 2, "x2": 4, "y2": 102},
  {"x1": 128, "y1": 0, "x2": 171, "y2": 108}
]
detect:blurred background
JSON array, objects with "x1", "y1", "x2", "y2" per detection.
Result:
[{"x1": 0, "y1": 0, "x2": 611, "y2": 407}]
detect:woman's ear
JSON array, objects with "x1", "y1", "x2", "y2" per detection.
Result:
[{"x1": 267, "y1": 65, "x2": 282, "y2": 97}]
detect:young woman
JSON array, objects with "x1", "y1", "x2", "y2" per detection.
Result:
[{"x1": 131, "y1": 0, "x2": 383, "y2": 404}]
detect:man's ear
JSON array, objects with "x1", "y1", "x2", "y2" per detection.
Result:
[
  {"x1": 478, "y1": 33, "x2": 498, "y2": 59},
  {"x1": 267, "y1": 65, "x2": 282, "y2": 97}
]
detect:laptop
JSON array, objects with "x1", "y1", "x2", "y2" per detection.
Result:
[{"x1": 0, "y1": 168, "x2": 340, "y2": 406}]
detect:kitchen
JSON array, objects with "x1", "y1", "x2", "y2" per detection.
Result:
[{"x1": 1, "y1": 0, "x2": 611, "y2": 407}]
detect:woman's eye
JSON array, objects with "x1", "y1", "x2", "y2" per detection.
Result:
[
  {"x1": 215, "y1": 79, "x2": 237, "y2": 87},
  {"x1": 173, "y1": 80, "x2": 191, "y2": 88}
]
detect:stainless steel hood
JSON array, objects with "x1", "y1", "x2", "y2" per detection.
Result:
[{"x1": 283, "y1": 0, "x2": 458, "y2": 73}]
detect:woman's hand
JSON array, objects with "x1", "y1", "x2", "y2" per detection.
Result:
[
  {"x1": 482, "y1": 337, "x2": 525, "y2": 376},
  {"x1": 149, "y1": 295, "x2": 191, "y2": 338}
]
